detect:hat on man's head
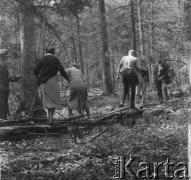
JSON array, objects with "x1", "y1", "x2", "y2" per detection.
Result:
[
  {"x1": 0, "y1": 49, "x2": 8, "y2": 56},
  {"x1": 46, "y1": 47, "x2": 55, "y2": 55}
]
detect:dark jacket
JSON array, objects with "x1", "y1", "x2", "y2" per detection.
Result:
[
  {"x1": 34, "y1": 54, "x2": 69, "y2": 85},
  {"x1": 154, "y1": 62, "x2": 170, "y2": 84}
]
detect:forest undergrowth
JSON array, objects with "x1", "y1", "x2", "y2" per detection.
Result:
[{"x1": 1, "y1": 88, "x2": 191, "y2": 180}]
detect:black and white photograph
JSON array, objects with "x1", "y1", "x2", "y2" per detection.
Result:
[{"x1": 0, "y1": 0, "x2": 190, "y2": 179}]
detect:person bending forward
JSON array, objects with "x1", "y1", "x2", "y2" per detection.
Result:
[{"x1": 66, "y1": 63, "x2": 90, "y2": 119}]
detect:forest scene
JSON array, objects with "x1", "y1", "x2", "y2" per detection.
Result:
[{"x1": 0, "y1": 0, "x2": 191, "y2": 179}]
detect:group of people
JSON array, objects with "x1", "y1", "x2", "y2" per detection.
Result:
[
  {"x1": 34, "y1": 47, "x2": 90, "y2": 125},
  {"x1": 116, "y1": 49, "x2": 172, "y2": 109},
  {"x1": 0, "y1": 47, "x2": 173, "y2": 123}
]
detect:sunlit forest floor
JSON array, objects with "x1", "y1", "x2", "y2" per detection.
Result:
[{"x1": 1, "y1": 86, "x2": 191, "y2": 180}]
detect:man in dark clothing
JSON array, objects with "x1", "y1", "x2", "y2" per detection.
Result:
[
  {"x1": 153, "y1": 59, "x2": 170, "y2": 103},
  {"x1": 34, "y1": 48, "x2": 69, "y2": 124},
  {"x1": 116, "y1": 49, "x2": 139, "y2": 109},
  {"x1": 0, "y1": 49, "x2": 21, "y2": 119}
]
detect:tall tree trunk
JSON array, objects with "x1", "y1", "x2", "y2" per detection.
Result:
[
  {"x1": 151, "y1": 0, "x2": 155, "y2": 55},
  {"x1": 130, "y1": 0, "x2": 137, "y2": 55},
  {"x1": 76, "y1": 15, "x2": 84, "y2": 74},
  {"x1": 20, "y1": 0, "x2": 37, "y2": 112},
  {"x1": 138, "y1": 0, "x2": 145, "y2": 56},
  {"x1": 70, "y1": 36, "x2": 77, "y2": 63},
  {"x1": 70, "y1": 15, "x2": 77, "y2": 63},
  {"x1": 98, "y1": 0, "x2": 113, "y2": 94},
  {"x1": 150, "y1": 0, "x2": 155, "y2": 89},
  {"x1": 184, "y1": 0, "x2": 191, "y2": 93}
]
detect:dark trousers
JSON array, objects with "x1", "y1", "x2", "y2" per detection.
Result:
[
  {"x1": 121, "y1": 69, "x2": 138, "y2": 107},
  {"x1": 155, "y1": 80, "x2": 168, "y2": 101},
  {"x1": 0, "y1": 91, "x2": 9, "y2": 120}
]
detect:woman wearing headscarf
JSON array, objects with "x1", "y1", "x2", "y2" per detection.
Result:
[
  {"x1": 65, "y1": 63, "x2": 90, "y2": 119},
  {"x1": 34, "y1": 48, "x2": 69, "y2": 124}
]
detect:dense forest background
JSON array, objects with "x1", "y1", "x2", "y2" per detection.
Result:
[
  {"x1": 2, "y1": 1, "x2": 191, "y2": 180},
  {"x1": 0, "y1": 0, "x2": 190, "y2": 109}
]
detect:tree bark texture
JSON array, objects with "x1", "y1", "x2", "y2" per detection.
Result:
[
  {"x1": 0, "y1": 64, "x2": 9, "y2": 119},
  {"x1": 130, "y1": 0, "x2": 137, "y2": 55},
  {"x1": 184, "y1": 0, "x2": 191, "y2": 92},
  {"x1": 20, "y1": 0, "x2": 37, "y2": 112},
  {"x1": 98, "y1": 0, "x2": 113, "y2": 94},
  {"x1": 150, "y1": 0, "x2": 155, "y2": 89},
  {"x1": 138, "y1": 0, "x2": 145, "y2": 56},
  {"x1": 70, "y1": 15, "x2": 77, "y2": 63},
  {"x1": 76, "y1": 15, "x2": 84, "y2": 74}
]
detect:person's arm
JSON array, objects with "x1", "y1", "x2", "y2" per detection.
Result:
[
  {"x1": 116, "y1": 58, "x2": 123, "y2": 80},
  {"x1": 158, "y1": 63, "x2": 169, "y2": 80},
  {"x1": 57, "y1": 60, "x2": 69, "y2": 82}
]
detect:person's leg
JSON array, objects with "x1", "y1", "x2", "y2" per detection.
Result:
[
  {"x1": 155, "y1": 80, "x2": 163, "y2": 102},
  {"x1": 162, "y1": 82, "x2": 169, "y2": 101},
  {"x1": 49, "y1": 108, "x2": 55, "y2": 124},
  {"x1": 141, "y1": 82, "x2": 147, "y2": 106},
  {"x1": 48, "y1": 109, "x2": 51, "y2": 123},
  {"x1": 135, "y1": 83, "x2": 142, "y2": 105},
  {"x1": 127, "y1": 86, "x2": 130, "y2": 100},
  {"x1": 130, "y1": 83, "x2": 136, "y2": 108},
  {"x1": 120, "y1": 84, "x2": 129, "y2": 106},
  {"x1": 85, "y1": 108, "x2": 90, "y2": 119},
  {"x1": 4, "y1": 92, "x2": 9, "y2": 120},
  {"x1": 68, "y1": 108, "x2": 72, "y2": 118},
  {"x1": 120, "y1": 71, "x2": 129, "y2": 106},
  {"x1": 129, "y1": 71, "x2": 138, "y2": 109}
]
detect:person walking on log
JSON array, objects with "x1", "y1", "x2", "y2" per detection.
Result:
[
  {"x1": 0, "y1": 49, "x2": 21, "y2": 120},
  {"x1": 116, "y1": 49, "x2": 139, "y2": 109},
  {"x1": 135, "y1": 56, "x2": 149, "y2": 107},
  {"x1": 65, "y1": 63, "x2": 90, "y2": 119},
  {"x1": 34, "y1": 47, "x2": 69, "y2": 125}
]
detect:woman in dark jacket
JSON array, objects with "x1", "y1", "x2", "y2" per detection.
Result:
[{"x1": 34, "y1": 48, "x2": 69, "y2": 124}]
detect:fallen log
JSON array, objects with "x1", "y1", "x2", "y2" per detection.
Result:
[
  {"x1": 0, "y1": 118, "x2": 47, "y2": 126},
  {"x1": 0, "y1": 107, "x2": 130, "y2": 127},
  {"x1": 0, "y1": 114, "x2": 86, "y2": 127},
  {"x1": 0, "y1": 107, "x2": 143, "y2": 141}
]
